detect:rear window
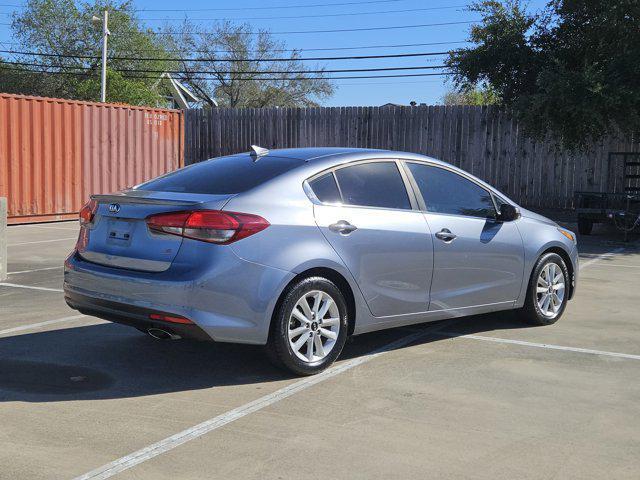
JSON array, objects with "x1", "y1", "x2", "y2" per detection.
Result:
[{"x1": 137, "y1": 154, "x2": 302, "y2": 194}]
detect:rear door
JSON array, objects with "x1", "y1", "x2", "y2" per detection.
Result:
[
  {"x1": 403, "y1": 162, "x2": 524, "y2": 311},
  {"x1": 311, "y1": 160, "x2": 434, "y2": 317}
]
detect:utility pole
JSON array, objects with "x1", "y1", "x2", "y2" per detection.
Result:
[{"x1": 92, "y1": 10, "x2": 110, "y2": 102}]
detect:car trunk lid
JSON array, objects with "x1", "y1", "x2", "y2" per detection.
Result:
[{"x1": 77, "y1": 190, "x2": 233, "y2": 272}]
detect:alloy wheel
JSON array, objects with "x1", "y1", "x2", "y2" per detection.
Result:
[
  {"x1": 288, "y1": 290, "x2": 340, "y2": 363},
  {"x1": 536, "y1": 262, "x2": 565, "y2": 318}
]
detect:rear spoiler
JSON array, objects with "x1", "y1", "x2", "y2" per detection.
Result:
[{"x1": 91, "y1": 193, "x2": 202, "y2": 207}]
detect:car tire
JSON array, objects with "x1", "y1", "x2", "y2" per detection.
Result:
[
  {"x1": 265, "y1": 276, "x2": 349, "y2": 376},
  {"x1": 577, "y1": 217, "x2": 593, "y2": 235},
  {"x1": 520, "y1": 253, "x2": 570, "y2": 326}
]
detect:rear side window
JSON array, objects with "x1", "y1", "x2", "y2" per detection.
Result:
[
  {"x1": 137, "y1": 154, "x2": 302, "y2": 195},
  {"x1": 309, "y1": 173, "x2": 342, "y2": 203},
  {"x1": 407, "y1": 163, "x2": 496, "y2": 218},
  {"x1": 334, "y1": 162, "x2": 411, "y2": 210}
]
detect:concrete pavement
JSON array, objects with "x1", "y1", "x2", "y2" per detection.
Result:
[{"x1": 1, "y1": 220, "x2": 639, "y2": 480}]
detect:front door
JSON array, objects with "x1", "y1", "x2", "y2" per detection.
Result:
[
  {"x1": 310, "y1": 161, "x2": 433, "y2": 317},
  {"x1": 404, "y1": 161, "x2": 525, "y2": 311}
]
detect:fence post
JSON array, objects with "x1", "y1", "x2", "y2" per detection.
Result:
[{"x1": 0, "y1": 197, "x2": 7, "y2": 281}]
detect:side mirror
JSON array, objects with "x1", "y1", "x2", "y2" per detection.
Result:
[{"x1": 497, "y1": 204, "x2": 520, "y2": 222}]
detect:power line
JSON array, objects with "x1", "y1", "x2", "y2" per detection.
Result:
[
  {"x1": 0, "y1": 20, "x2": 477, "y2": 35},
  {"x1": 0, "y1": 48, "x2": 450, "y2": 62},
  {"x1": 0, "y1": 50, "x2": 449, "y2": 63},
  {"x1": 1, "y1": 59, "x2": 449, "y2": 74},
  {"x1": 134, "y1": 0, "x2": 409, "y2": 12},
  {"x1": 136, "y1": 5, "x2": 468, "y2": 21},
  {"x1": 337, "y1": 79, "x2": 446, "y2": 86},
  {"x1": 0, "y1": 40, "x2": 468, "y2": 54},
  {"x1": 142, "y1": 20, "x2": 476, "y2": 35},
  {"x1": 1, "y1": 66, "x2": 452, "y2": 80},
  {"x1": 0, "y1": 0, "x2": 408, "y2": 11}
]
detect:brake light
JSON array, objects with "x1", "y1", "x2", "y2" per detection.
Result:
[
  {"x1": 146, "y1": 210, "x2": 269, "y2": 244},
  {"x1": 149, "y1": 313, "x2": 194, "y2": 324},
  {"x1": 79, "y1": 199, "x2": 98, "y2": 227}
]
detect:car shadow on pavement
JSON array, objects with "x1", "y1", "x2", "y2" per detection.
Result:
[
  {"x1": 0, "y1": 311, "x2": 538, "y2": 403},
  {"x1": 339, "y1": 311, "x2": 535, "y2": 363},
  {"x1": 0, "y1": 323, "x2": 288, "y2": 402}
]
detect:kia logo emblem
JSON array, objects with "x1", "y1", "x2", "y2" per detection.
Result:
[{"x1": 108, "y1": 203, "x2": 121, "y2": 214}]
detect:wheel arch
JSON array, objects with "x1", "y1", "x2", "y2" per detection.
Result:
[
  {"x1": 271, "y1": 266, "x2": 357, "y2": 336},
  {"x1": 539, "y1": 246, "x2": 575, "y2": 300}
]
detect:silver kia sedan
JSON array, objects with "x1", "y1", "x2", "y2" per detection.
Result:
[{"x1": 64, "y1": 147, "x2": 578, "y2": 375}]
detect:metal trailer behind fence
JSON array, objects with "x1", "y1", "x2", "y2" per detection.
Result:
[{"x1": 0, "y1": 93, "x2": 184, "y2": 225}]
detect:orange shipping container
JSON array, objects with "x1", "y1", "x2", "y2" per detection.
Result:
[{"x1": 0, "y1": 93, "x2": 184, "y2": 224}]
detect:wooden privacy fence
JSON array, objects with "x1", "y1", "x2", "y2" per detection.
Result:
[{"x1": 185, "y1": 106, "x2": 638, "y2": 210}]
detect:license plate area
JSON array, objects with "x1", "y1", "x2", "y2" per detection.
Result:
[{"x1": 106, "y1": 219, "x2": 135, "y2": 246}]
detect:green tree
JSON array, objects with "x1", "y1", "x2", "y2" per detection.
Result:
[
  {"x1": 75, "y1": 68, "x2": 164, "y2": 105},
  {"x1": 442, "y1": 86, "x2": 500, "y2": 105},
  {"x1": 0, "y1": 58, "x2": 41, "y2": 94},
  {"x1": 7, "y1": 0, "x2": 174, "y2": 105},
  {"x1": 447, "y1": 0, "x2": 640, "y2": 149},
  {"x1": 162, "y1": 21, "x2": 334, "y2": 108}
]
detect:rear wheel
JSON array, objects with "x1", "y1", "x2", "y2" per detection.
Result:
[
  {"x1": 520, "y1": 253, "x2": 570, "y2": 326},
  {"x1": 266, "y1": 276, "x2": 348, "y2": 376}
]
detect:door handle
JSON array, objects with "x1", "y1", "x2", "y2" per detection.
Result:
[
  {"x1": 329, "y1": 220, "x2": 358, "y2": 234},
  {"x1": 435, "y1": 228, "x2": 457, "y2": 242}
]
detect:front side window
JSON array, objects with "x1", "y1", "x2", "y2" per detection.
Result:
[
  {"x1": 407, "y1": 163, "x2": 496, "y2": 218},
  {"x1": 492, "y1": 194, "x2": 508, "y2": 213},
  {"x1": 334, "y1": 162, "x2": 411, "y2": 210}
]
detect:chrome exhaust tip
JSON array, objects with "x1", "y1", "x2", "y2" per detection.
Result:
[{"x1": 147, "y1": 328, "x2": 181, "y2": 341}]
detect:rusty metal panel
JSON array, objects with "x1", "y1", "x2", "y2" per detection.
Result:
[{"x1": 0, "y1": 93, "x2": 183, "y2": 224}]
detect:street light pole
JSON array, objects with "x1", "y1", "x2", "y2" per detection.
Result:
[{"x1": 92, "y1": 10, "x2": 110, "y2": 102}]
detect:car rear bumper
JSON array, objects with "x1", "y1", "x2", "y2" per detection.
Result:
[
  {"x1": 64, "y1": 290, "x2": 212, "y2": 341},
  {"x1": 64, "y1": 246, "x2": 295, "y2": 345}
]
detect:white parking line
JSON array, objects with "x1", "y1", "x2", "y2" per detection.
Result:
[
  {"x1": 583, "y1": 263, "x2": 640, "y2": 269},
  {"x1": 8, "y1": 237, "x2": 77, "y2": 247},
  {"x1": 8, "y1": 266, "x2": 64, "y2": 275},
  {"x1": 0, "y1": 314, "x2": 87, "y2": 337},
  {"x1": 437, "y1": 332, "x2": 640, "y2": 361},
  {"x1": 0, "y1": 282, "x2": 63, "y2": 293},
  {"x1": 72, "y1": 319, "x2": 457, "y2": 480},
  {"x1": 579, "y1": 247, "x2": 626, "y2": 269}
]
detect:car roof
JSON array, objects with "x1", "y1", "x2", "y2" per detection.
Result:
[
  {"x1": 223, "y1": 147, "x2": 453, "y2": 179},
  {"x1": 228, "y1": 147, "x2": 391, "y2": 162},
  {"x1": 227, "y1": 147, "x2": 517, "y2": 206}
]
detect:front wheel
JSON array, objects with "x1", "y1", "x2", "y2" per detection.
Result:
[
  {"x1": 519, "y1": 253, "x2": 570, "y2": 326},
  {"x1": 266, "y1": 277, "x2": 349, "y2": 376}
]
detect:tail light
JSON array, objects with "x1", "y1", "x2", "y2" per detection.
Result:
[
  {"x1": 79, "y1": 199, "x2": 98, "y2": 227},
  {"x1": 146, "y1": 210, "x2": 269, "y2": 244}
]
